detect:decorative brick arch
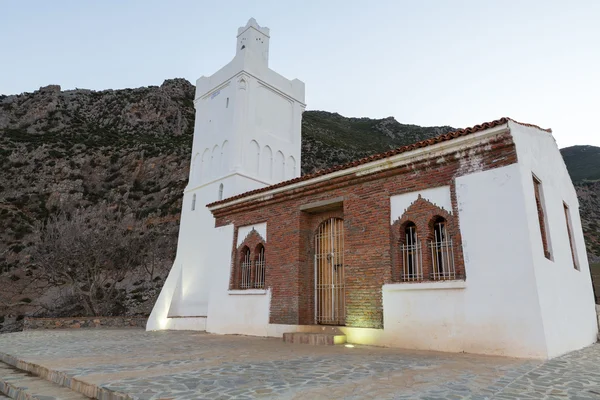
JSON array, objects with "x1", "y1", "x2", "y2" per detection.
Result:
[
  {"x1": 230, "y1": 229, "x2": 267, "y2": 289},
  {"x1": 391, "y1": 195, "x2": 464, "y2": 281}
]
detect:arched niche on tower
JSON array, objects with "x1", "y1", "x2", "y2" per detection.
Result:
[
  {"x1": 238, "y1": 77, "x2": 247, "y2": 91},
  {"x1": 274, "y1": 151, "x2": 285, "y2": 182},
  {"x1": 191, "y1": 152, "x2": 201, "y2": 184},
  {"x1": 286, "y1": 156, "x2": 296, "y2": 180},
  {"x1": 245, "y1": 140, "x2": 260, "y2": 176},
  {"x1": 261, "y1": 145, "x2": 273, "y2": 180},
  {"x1": 210, "y1": 144, "x2": 220, "y2": 179},
  {"x1": 220, "y1": 140, "x2": 230, "y2": 176},
  {"x1": 200, "y1": 148, "x2": 211, "y2": 183}
]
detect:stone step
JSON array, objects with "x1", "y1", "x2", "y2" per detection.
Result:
[
  {"x1": 283, "y1": 332, "x2": 346, "y2": 345},
  {"x1": 0, "y1": 362, "x2": 90, "y2": 400}
]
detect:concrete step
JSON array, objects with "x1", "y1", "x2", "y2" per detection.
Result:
[
  {"x1": 0, "y1": 362, "x2": 90, "y2": 400},
  {"x1": 283, "y1": 332, "x2": 346, "y2": 345}
]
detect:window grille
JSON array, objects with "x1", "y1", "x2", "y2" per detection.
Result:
[
  {"x1": 240, "y1": 247, "x2": 252, "y2": 289},
  {"x1": 400, "y1": 223, "x2": 423, "y2": 281},
  {"x1": 430, "y1": 219, "x2": 455, "y2": 280},
  {"x1": 255, "y1": 245, "x2": 265, "y2": 288}
]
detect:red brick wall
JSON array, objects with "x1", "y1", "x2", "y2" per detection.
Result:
[{"x1": 214, "y1": 132, "x2": 517, "y2": 329}]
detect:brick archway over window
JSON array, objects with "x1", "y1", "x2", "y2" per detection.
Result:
[
  {"x1": 391, "y1": 196, "x2": 465, "y2": 282},
  {"x1": 231, "y1": 229, "x2": 267, "y2": 290}
]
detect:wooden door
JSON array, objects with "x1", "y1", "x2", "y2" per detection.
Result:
[{"x1": 314, "y1": 218, "x2": 345, "y2": 325}]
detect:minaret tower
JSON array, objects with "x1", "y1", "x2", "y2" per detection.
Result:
[
  {"x1": 188, "y1": 18, "x2": 305, "y2": 196},
  {"x1": 147, "y1": 19, "x2": 305, "y2": 328}
]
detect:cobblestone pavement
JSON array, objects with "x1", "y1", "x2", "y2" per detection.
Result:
[{"x1": 0, "y1": 329, "x2": 598, "y2": 399}]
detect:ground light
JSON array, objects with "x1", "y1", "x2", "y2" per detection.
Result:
[{"x1": 345, "y1": 344, "x2": 355, "y2": 348}]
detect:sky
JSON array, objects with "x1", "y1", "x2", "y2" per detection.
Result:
[{"x1": 1, "y1": 0, "x2": 599, "y2": 148}]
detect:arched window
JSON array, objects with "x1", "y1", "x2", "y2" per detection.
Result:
[
  {"x1": 218, "y1": 183, "x2": 224, "y2": 201},
  {"x1": 254, "y1": 244, "x2": 265, "y2": 289},
  {"x1": 400, "y1": 222, "x2": 422, "y2": 281},
  {"x1": 191, "y1": 194, "x2": 196, "y2": 211},
  {"x1": 240, "y1": 246, "x2": 252, "y2": 289},
  {"x1": 430, "y1": 217, "x2": 455, "y2": 280}
]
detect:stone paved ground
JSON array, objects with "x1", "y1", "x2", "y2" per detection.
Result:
[{"x1": 0, "y1": 329, "x2": 598, "y2": 399}]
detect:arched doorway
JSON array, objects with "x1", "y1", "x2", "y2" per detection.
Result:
[{"x1": 314, "y1": 218, "x2": 345, "y2": 325}]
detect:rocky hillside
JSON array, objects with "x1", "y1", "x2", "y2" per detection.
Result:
[
  {"x1": 0, "y1": 80, "x2": 598, "y2": 331},
  {"x1": 560, "y1": 146, "x2": 600, "y2": 265}
]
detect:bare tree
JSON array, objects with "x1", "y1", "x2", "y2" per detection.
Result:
[
  {"x1": 30, "y1": 204, "x2": 146, "y2": 316},
  {"x1": 139, "y1": 229, "x2": 173, "y2": 281}
]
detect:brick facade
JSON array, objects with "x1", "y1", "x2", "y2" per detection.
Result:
[{"x1": 213, "y1": 131, "x2": 518, "y2": 329}]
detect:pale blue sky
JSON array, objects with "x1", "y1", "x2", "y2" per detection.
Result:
[{"x1": 1, "y1": 0, "x2": 599, "y2": 148}]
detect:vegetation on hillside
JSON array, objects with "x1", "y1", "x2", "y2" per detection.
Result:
[{"x1": 560, "y1": 145, "x2": 600, "y2": 183}]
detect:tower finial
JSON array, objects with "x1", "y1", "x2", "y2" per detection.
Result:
[
  {"x1": 236, "y1": 18, "x2": 270, "y2": 65},
  {"x1": 237, "y1": 18, "x2": 270, "y2": 37}
]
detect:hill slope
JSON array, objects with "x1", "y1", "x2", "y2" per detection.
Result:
[
  {"x1": 0, "y1": 80, "x2": 598, "y2": 331},
  {"x1": 560, "y1": 145, "x2": 600, "y2": 183}
]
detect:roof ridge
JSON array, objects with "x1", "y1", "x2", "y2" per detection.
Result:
[{"x1": 506, "y1": 118, "x2": 552, "y2": 133}]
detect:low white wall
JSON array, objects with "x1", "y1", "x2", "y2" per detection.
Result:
[
  {"x1": 162, "y1": 317, "x2": 207, "y2": 331},
  {"x1": 511, "y1": 121, "x2": 598, "y2": 358},
  {"x1": 381, "y1": 282, "x2": 466, "y2": 353},
  {"x1": 205, "y1": 222, "x2": 272, "y2": 336}
]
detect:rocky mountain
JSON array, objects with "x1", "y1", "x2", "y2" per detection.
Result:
[
  {"x1": 0, "y1": 79, "x2": 598, "y2": 331},
  {"x1": 559, "y1": 146, "x2": 600, "y2": 265}
]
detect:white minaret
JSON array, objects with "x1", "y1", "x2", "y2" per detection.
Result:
[
  {"x1": 189, "y1": 18, "x2": 305, "y2": 195},
  {"x1": 147, "y1": 19, "x2": 305, "y2": 330}
]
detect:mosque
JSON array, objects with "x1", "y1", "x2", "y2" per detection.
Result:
[{"x1": 147, "y1": 18, "x2": 598, "y2": 359}]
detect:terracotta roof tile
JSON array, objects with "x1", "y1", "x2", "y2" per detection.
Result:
[{"x1": 207, "y1": 117, "x2": 550, "y2": 208}]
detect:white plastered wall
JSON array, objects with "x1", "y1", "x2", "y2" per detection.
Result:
[
  {"x1": 237, "y1": 222, "x2": 267, "y2": 246},
  {"x1": 510, "y1": 121, "x2": 598, "y2": 358},
  {"x1": 390, "y1": 185, "x2": 453, "y2": 223},
  {"x1": 206, "y1": 221, "x2": 272, "y2": 336},
  {"x1": 382, "y1": 164, "x2": 549, "y2": 358}
]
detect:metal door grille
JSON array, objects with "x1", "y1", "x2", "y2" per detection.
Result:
[{"x1": 314, "y1": 218, "x2": 345, "y2": 325}]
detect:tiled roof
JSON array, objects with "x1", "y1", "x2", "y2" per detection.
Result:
[{"x1": 207, "y1": 117, "x2": 550, "y2": 208}]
